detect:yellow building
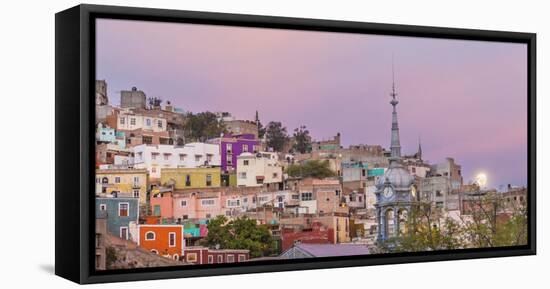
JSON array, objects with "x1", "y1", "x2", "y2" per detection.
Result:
[
  {"x1": 95, "y1": 169, "x2": 149, "y2": 204},
  {"x1": 160, "y1": 167, "x2": 221, "y2": 190}
]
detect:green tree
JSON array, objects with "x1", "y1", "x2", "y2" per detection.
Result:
[
  {"x1": 265, "y1": 121, "x2": 289, "y2": 152},
  {"x1": 185, "y1": 111, "x2": 225, "y2": 142},
  {"x1": 292, "y1": 125, "x2": 312, "y2": 154},
  {"x1": 202, "y1": 216, "x2": 276, "y2": 258},
  {"x1": 376, "y1": 203, "x2": 464, "y2": 253},
  {"x1": 286, "y1": 159, "x2": 336, "y2": 178},
  {"x1": 459, "y1": 193, "x2": 527, "y2": 248}
]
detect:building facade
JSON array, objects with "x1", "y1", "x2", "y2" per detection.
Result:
[
  {"x1": 160, "y1": 167, "x2": 221, "y2": 189},
  {"x1": 137, "y1": 224, "x2": 184, "y2": 260},
  {"x1": 96, "y1": 196, "x2": 139, "y2": 240},
  {"x1": 236, "y1": 152, "x2": 283, "y2": 187},
  {"x1": 95, "y1": 169, "x2": 149, "y2": 204}
]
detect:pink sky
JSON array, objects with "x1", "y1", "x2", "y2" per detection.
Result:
[{"x1": 96, "y1": 19, "x2": 528, "y2": 189}]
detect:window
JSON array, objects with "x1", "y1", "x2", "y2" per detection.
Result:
[
  {"x1": 180, "y1": 200, "x2": 187, "y2": 207},
  {"x1": 301, "y1": 192, "x2": 313, "y2": 201},
  {"x1": 238, "y1": 172, "x2": 247, "y2": 179},
  {"x1": 436, "y1": 190, "x2": 443, "y2": 197},
  {"x1": 130, "y1": 118, "x2": 136, "y2": 125},
  {"x1": 242, "y1": 144, "x2": 248, "y2": 152},
  {"x1": 226, "y1": 155, "x2": 233, "y2": 165},
  {"x1": 217, "y1": 255, "x2": 223, "y2": 263},
  {"x1": 173, "y1": 254, "x2": 179, "y2": 260},
  {"x1": 142, "y1": 136, "x2": 153, "y2": 144},
  {"x1": 273, "y1": 172, "x2": 278, "y2": 178},
  {"x1": 119, "y1": 203, "x2": 129, "y2": 217},
  {"x1": 145, "y1": 231, "x2": 156, "y2": 240},
  {"x1": 227, "y1": 199, "x2": 240, "y2": 207},
  {"x1": 146, "y1": 118, "x2": 151, "y2": 126},
  {"x1": 362, "y1": 169, "x2": 366, "y2": 176},
  {"x1": 238, "y1": 255, "x2": 246, "y2": 262},
  {"x1": 168, "y1": 232, "x2": 176, "y2": 247},
  {"x1": 206, "y1": 174, "x2": 212, "y2": 186},
  {"x1": 95, "y1": 233, "x2": 101, "y2": 248},
  {"x1": 226, "y1": 255, "x2": 235, "y2": 263},
  {"x1": 120, "y1": 227, "x2": 128, "y2": 240},
  {"x1": 157, "y1": 120, "x2": 163, "y2": 128},
  {"x1": 163, "y1": 153, "x2": 171, "y2": 160},
  {"x1": 186, "y1": 253, "x2": 197, "y2": 263},
  {"x1": 243, "y1": 160, "x2": 249, "y2": 166},
  {"x1": 226, "y1": 143, "x2": 232, "y2": 152},
  {"x1": 151, "y1": 153, "x2": 159, "y2": 160},
  {"x1": 133, "y1": 176, "x2": 140, "y2": 185},
  {"x1": 208, "y1": 255, "x2": 214, "y2": 264},
  {"x1": 195, "y1": 155, "x2": 201, "y2": 162},
  {"x1": 133, "y1": 190, "x2": 140, "y2": 198},
  {"x1": 411, "y1": 167, "x2": 416, "y2": 173},
  {"x1": 114, "y1": 177, "x2": 121, "y2": 183},
  {"x1": 243, "y1": 197, "x2": 248, "y2": 203},
  {"x1": 292, "y1": 194, "x2": 300, "y2": 200},
  {"x1": 201, "y1": 199, "x2": 215, "y2": 206},
  {"x1": 99, "y1": 204, "x2": 107, "y2": 211},
  {"x1": 335, "y1": 190, "x2": 340, "y2": 196},
  {"x1": 185, "y1": 174, "x2": 191, "y2": 186},
  {"x1": 436, "y1": 201, "x2": 444, "y2": 208},
  {"x1": 151, "y1": 249, "x2": 158, "y2": 254},
  {"x1": 120, "y1": 117, "x2": 125, "y2": 125},
  {"x1": 179, "y1": 154, "x2": 186, "y2": 161},
  {"x1": 206, "y1": 154, "x2": 213, "y2": 162},
  {"x1": 101, "y1": 177, "x2": 108, "y2": 184}
]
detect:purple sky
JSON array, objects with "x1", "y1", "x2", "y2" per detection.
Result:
[{"x1": 96, "y1": 19, "x2": 528, "y2": 189}]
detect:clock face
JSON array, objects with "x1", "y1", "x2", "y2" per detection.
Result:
[{"x1": 383, "y1": 186, "x2": 394, "y2": 198}]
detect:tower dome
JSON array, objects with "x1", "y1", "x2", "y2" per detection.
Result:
[{"x1": 376, "y1": 165, "x2": 415, "y2": 190}]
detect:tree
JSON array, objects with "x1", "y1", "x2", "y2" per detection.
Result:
[
  {"x1": 376, "y1": 203, "x2": 464, "y2": 253},
  {"x1": 286, "y1": 159, "x2": 336, "y2": 179},
  {"x1": 292, "y1": 125, "x2": 312, "y2": 154},
  {"x1": 202, "y1": 216, "x2": 276, "y2": 258},
  {"x1": 459, "y1": 193, "x2": 527, "y2": 248},
  {"x1": 265, "y1": 121, "x2": 289, "y2": 152},
  {"x1": 184, "y1": 111, "x2": 225, "y2": 142},
  {"x1": 148, "y1": 97, "x2": 162, "y2": 108}
]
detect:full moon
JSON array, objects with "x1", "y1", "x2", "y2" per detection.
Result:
[{"x1": 475, "y1": 173, "x2": 488, "y2": 187}]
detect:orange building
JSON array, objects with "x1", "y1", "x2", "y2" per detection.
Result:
[{"x1": 138, "y1": 224, "x2": 184, "y2": 260}]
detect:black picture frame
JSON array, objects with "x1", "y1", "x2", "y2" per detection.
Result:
[{"x1": 55, "y1": 4, "x2": 536, "y2": 284}]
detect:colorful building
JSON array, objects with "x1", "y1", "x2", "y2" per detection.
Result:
[
  {"x1": 96, "y1": 196, "x2": 139, "y2": 240},
  {"x1": 95, "y1": 168, "x2": 149, "y2": 204},
  {"x1": 236, "y1": 152, "x2": 283, "y2": 187},
  {"x1": 129, "y1": 143, "x2": 220, "y2": 180},
  {"x1": 138, "y1": 224, "x2": 184, "y2": 260},
  {"x1": 210, "y1": 133, "x2": 260, "y2": 173},
  {"x1": 182, "y1": 246, "x2": 249, "y2": 264},
  {"x1": 160, "y1": 167, "x2": 221, "y2": 189}
]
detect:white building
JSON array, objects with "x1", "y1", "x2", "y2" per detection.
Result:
[
  {"x1": 116, "y1": 109, "x2": 167, "y2": 132},
  {"x1": 115, "y1": 143, "x2": 220, "y2": 179},
  {"x1": 236, "y1": 152, "x2": 283, "y2": 187}
]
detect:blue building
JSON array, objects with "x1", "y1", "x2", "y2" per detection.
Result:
[{"x1": 96, "y1": 196, "x2": 139, "y2": 240}]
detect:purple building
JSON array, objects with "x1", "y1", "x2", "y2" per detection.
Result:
[{"x1": 216, "y1": 134, "x2": 260, "y2": 173}]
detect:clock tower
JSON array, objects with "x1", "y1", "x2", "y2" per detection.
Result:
[{"x1": 374, "y1": 65, "x2": 416, "y2": 242}]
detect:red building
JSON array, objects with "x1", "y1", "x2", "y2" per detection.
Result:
[
  {"x1": 281, "y1": 222, "x2": 335, "y2": 251},
  {"x1": 182, "y1": 246, "x2": 249, "y2": 264},
  {"x1": 138, "y1": 224, "x2": 184, "y2": 260}
]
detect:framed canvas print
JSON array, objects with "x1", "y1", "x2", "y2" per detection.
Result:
[{"x1": 55, "y1": 4, "x2": 536, "y2": 284}]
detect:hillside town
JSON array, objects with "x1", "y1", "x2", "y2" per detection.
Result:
[{"x1": 94, "y1": 79, "x2": 527, "y2": 270}]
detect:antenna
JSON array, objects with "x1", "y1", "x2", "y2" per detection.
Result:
[{"x1": 391, "y1": 54, "x2": 397, "y2": 99}]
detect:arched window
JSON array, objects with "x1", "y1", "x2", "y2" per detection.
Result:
[
  {"x1": 398, "y1": 209, "x2": 408, "y2": 235},
  {"x1": 150, "y1": 249, "x2": 158, "y2": 254},
  {"x1": 101, "y1": 177, "x2": 108, "y2": 184},
  {"x1": 145, "y1": 231, "x2": 156, "y2": 241},
  {"x1": 385, "y1": 208, "x2": 395, "y2": 237},
  {"x1": 173, "y1": 254, "x2": 179, "y2": 261}
]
